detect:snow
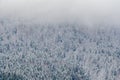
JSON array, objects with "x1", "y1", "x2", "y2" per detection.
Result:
[{"x1": 0, "y1": 19, "x2": 120, "y2": 80}]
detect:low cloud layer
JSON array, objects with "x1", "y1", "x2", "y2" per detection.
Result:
[{"x1": 0, "y1": 0, "x2": 120, "y2": 25}]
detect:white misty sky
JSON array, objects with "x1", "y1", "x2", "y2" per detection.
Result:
[{"x1": 0, "y1": 0, "x2": 120, "y2": 24}]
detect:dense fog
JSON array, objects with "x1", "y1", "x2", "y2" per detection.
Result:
[{"x1": 0, "y1": 0, "x2": 120, "y2": 25}]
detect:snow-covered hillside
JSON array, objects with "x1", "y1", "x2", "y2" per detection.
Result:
[{"x1": 0, "y1": 19, "x2": 120, "y2": 80}]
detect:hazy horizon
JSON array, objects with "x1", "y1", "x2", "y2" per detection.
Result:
[{"x1": 0, "y1": 0, "x2": 120, "y2": 25}]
